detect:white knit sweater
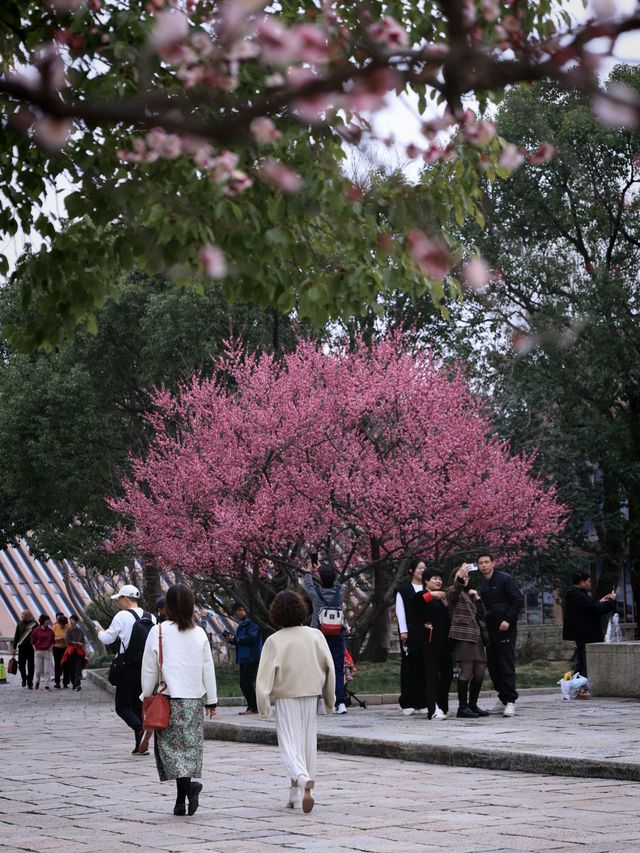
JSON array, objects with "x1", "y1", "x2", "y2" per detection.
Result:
[
  {"x1": 141, "y1": 621, "x2": 217, "y2": 705},
  {"x1": 256, "y1": 625, "x2": 336, "y2": 718}
]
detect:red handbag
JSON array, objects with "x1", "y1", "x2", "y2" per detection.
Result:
[
  {"x1": 8, "y1": 656, "x2": 18, "y2": 676},
  {"x1": 142, "y1": 624, "x2": 170, "y2": 731}
]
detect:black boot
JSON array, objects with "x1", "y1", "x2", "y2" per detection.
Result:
[
  {"x1": 174, "y1": 778, "x2": 189, "y2": 816},
  {"x1": 188, "y1": 781, "x2": 203, "y2": 816},
  {"x1": 468, "y1": 679, "x2": 489, "y2": 717},
  {"x1": 456, "y1": 679, "x2": 480, "y2": 718}
]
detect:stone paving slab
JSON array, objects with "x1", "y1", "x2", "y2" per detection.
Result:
[
  {"x1": 2, "y1": 675, "x2": 640, "y2": 852},
  {"x1": 200, "y1": 690, "x2": 640, "y2": 781}
]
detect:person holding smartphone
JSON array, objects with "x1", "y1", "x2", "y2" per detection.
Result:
[
  {"x1": 446, "y1": 564, "x2": 489, "y2": 718},
  {"x1": 563, "y1": 570, "x2": 616, "y2": 677}
]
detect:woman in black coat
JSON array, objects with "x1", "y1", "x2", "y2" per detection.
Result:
[
  {"x1": 411, "y1": 566, "x2": 453, "y2": 720},
  {"x1": 396, "y1": 558, "x2": 429, "y2": 715},
  {"x1": 563, "y1": 570, "x2": 616, "y2": 677}
]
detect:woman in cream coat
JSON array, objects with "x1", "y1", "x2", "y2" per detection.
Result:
[
  {"x1": 256, "y1": 589, "x2": 336, "y2": 814},
  {"x1": 141, "y1": 584, "x2": 218, "y2": 817}
]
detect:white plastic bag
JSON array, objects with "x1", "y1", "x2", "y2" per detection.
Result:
[
  {"x1": 568, "y1": 672, "x2": 590, "y2": 699},
  {"x1": 604, "y1": 612, "x2": 622, "y2": 643},
  {"x1": 558, "y1": 678, "x2": 572, "y2": 700}
]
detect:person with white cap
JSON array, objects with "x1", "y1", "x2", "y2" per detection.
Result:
[{"x1": 96, "y1": 584, "x2": 156, "y2": 754}]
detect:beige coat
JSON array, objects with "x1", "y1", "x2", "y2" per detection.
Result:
[{"x1": 255, "y1": 625, "x2": 336, "y2": 718}]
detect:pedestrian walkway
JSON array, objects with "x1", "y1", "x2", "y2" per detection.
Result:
[
  {"x1": 206, "y1": 689, "x2": 640, "y2": 781},
  {"x1": 1, "y1": 676, "x2": 639, "y2": 852}
]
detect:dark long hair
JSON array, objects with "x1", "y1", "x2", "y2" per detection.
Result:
[{"x1": 165, "y1": 584, "x2": 195, "y2": 631}]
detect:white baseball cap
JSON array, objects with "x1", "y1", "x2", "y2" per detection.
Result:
[{"x1": 111, "y1": 584, "x2": 141, "y2": 600}]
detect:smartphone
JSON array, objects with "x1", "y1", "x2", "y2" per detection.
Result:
[{"x1": 468, "y1": 563, "x2": 478, "y2": 572}]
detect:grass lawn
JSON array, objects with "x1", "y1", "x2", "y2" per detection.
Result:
[
  {"x1": 349, "y1": 658, "x2": 568, "y2": 694},
  {"x1": 94, "y1": 659, "x2": 570, "y2": 697}
]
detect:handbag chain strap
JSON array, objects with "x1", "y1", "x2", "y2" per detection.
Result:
[{"x1": 158, "y1": 622, "x2": 164, "y2": 684}]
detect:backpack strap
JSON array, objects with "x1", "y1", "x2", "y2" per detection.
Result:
[{"x1": 120, "y1": 609, "x2": 140, "y2": 654}]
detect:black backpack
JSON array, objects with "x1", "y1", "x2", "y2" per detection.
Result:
[{"x1": 122, "y1": 610, "x2": 154, "y2": 666}]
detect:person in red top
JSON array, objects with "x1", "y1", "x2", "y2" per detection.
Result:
[{"x1": 31, "y1": 614, "x2": 55, "y2": 690}]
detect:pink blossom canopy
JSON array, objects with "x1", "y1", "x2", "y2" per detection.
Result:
[{"x1": 108, "y1": 337, "x2": 564, "y2": 575}]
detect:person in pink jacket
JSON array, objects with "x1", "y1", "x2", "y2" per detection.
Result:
[{"x1": 31, "y1": 614, "x2": 55, "y2": 690}]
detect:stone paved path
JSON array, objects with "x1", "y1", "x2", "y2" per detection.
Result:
[
  {"x1": 1, "y1": 676, "x2": 639, "y2": 852},
  {"x1": 211, "y1": 689, "x2": 640, "y2": 779}
]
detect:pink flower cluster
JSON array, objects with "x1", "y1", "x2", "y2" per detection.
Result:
[
  {"x1": 116, "y1": 128, "x2": 254, "y2": 197},
  {"x1": 406, "y1": 231, "x2": 453, "y2": 279},
  {"x1": 256, "y1": 18, "x2": 329, "y2": 66},
  {"x1": 368, "y1": 16, "x2": 409, "y2": 49},
  {"x1": 198, "y1": 243, "x2": 226, "y2": 279},
  {"x1": 108, "y1": 336, "x2": 565, "y2": 576}
]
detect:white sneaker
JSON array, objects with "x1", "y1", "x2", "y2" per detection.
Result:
[
  {"x1": 286, "y1": 783, "x2": 301, "y2": 809},
  {"x1": 401, "y1": 707, "x2": 415, "y2": 716},
  {"x1": 335, "y1": 703, "x2": 347, "y2": 714},
  {"x1": 416, "y1": 707, "x2": 430, "y2": 715},
  {"x1": 431, "y1": 707, "x2": 447, "y2": 720},
  {"x1": 502, "y1": 702, "x2": 516, "y2": 717},
  {"x1": 490, "y1": 699, "x2": 506, "y2": 714}
]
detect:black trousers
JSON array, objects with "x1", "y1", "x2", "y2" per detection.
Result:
[
  {"x1": 52, "y1": 646, "x2": 70, "y2": 687},
  {"x1": 18, "y1": 644, "x2": 34, "y2": 687},
  {"x1": 574, "y1": 643, "x2": 588, "y2": 677},
  {"x1": 421, "y1": 645, "x2": 453, "y2": 715},
  {"x1": 325, "y1": 633, "x2": 346, "y2": 706},
  {"x1": 486, "y1": 628, "x2": 518, "y2": 704},
  {"x1": 115, "y1": 665, "x2": 143, "y2": 734},
  {"x1": 67, "y1": 653, "x2": 84, "y2": 688},
  {"x1": 239, "y1": 662, "x2": 259, "y2": 712},
  {"x1": 399, "y1": 648, "x2": 427, "y2": 710}
]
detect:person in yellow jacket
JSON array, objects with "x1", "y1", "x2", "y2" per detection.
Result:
[
  {"x1": 51, "y1": 613, "x2": 70, "y2": 689},
  {"x1": 256, "y1": 590, "x2": 335, "y2": 814}
]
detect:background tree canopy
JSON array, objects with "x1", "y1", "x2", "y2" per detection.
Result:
[
  {"x1": 2, "y1": 1, "x2": 639, "y2": 348},
  {"x1": 420, "y1": 67, "x2": 640, "y2": 607}
]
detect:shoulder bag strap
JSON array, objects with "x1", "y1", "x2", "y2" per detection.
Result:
[{"x1": 157, "y1": 623, "x2": 165, "y2": 689}]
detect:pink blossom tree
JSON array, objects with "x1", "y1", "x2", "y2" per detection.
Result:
[{"x1": 109, "y1": 336, "x2": 564, "y2": 655}]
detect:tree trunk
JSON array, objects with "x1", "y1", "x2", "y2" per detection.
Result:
[
  {"x1": 60, "y1": 564, "x2": 105, "y2": 654},
  {"x1": 358, "y1": 541, "x2": 390, "y2": 662},
  {"x1": 142, "y1": 561, "x2": 162, "y2": 612}
]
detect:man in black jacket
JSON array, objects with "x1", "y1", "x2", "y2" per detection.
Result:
[
  {"x1": 12, "y1": 610, "x2": 36, "y2": 689},
  {"x1": 478, "y1": 553, "x2": 524, "y2": 718},
  {"x1": 563, "y1": 570, "x2": 616, "y2": 677}
]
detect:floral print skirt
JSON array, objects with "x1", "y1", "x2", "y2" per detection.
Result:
[{"x1": 154, "y1": 698, "x2": 204, "y2": 781}]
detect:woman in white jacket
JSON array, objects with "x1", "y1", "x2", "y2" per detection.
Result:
[
  {"x1": 141, "y1": 584, "x2": 217, "y2": 817},
  {"x1": 256, "y1": 589, "x2": 336, "y2": 814}
]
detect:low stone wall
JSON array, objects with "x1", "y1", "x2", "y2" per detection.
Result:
[{"x1": 587, "y1": 641, "x2": 640, "y2": 698}]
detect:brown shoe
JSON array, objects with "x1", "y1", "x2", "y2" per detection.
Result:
[
  {"x1": 137, "y1": 730, "x2": 153, "y2": 754},
  {"x1": 302, "y1": 781, "x2": 315, "y2": 814}
]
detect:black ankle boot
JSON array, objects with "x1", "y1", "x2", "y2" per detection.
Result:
[
  {"x1": 468, "y1": 679, "x2": 489, "y2": 716},
  {"x1": 174, "y1": 779, "x2": 187, "y2": 815},
  {"x1": 188, "y1": 782, "x2": 203, "y2": 816},
  {"x1": 457, "y1": 679, "x2": 480, "y2": 718}
]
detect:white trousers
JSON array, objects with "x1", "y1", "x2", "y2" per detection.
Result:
[
  {"x1": 34, "y1": 650, "x2": 52, "y2": 684},
  {"x1": 274, "y1": 696, "x2": 318, "y2": 786}
]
